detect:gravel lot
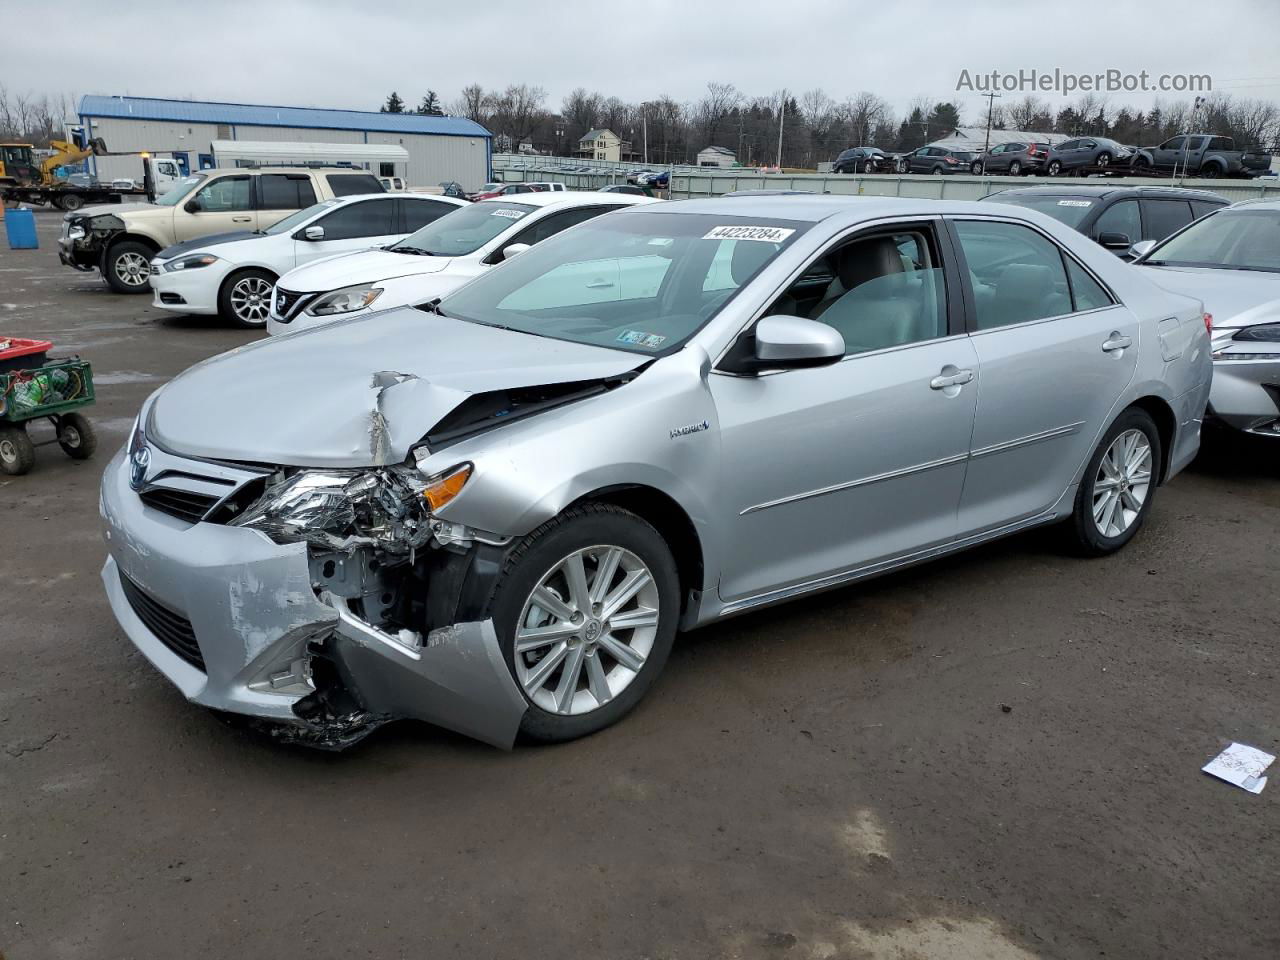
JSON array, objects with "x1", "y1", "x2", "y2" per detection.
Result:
[{"x1": 2, "y1": 209, "x2": 1278, "y2": 960}]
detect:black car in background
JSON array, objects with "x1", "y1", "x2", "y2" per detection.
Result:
[
  {"x1": 897, "y1": 145, "x2": 976, "y2": 174},
  {"x1": 1044, "y1": 137, "x2": 1133, "y2": 176},
  {"x1": 832, "y1": 146, "x2": 893, "y2": 174},
  {"x1": 970, "y1": 141, "x2": 1050, "y2": 176},
  {"x1": 980, "y1": 185, "x2": 1229, "y2": 258}
]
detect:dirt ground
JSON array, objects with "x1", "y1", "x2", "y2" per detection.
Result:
[{"x1": 2, "y1": 209, "x2": 1278, "y2": 960}]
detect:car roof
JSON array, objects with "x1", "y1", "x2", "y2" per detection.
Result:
[
  {"x1": 475, "y1": 190, "x2": 660, "y2": 209},
  {"x1": 1227, "y1": 198, "x2": 1280, "y2": 211},
  {"x1": 191, "y1": 166, "x2": 381, "y2": 177},
  {"x1": 981, "y1": 185, "x2": 1228, "y2": 201},
  {"x1": 642, "y1": 194, "x2": 1067, "y2": 224}
]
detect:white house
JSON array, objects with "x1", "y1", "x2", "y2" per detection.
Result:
[
  {"x1": 697, "y1": 145, "x2": 736, "y2": 167},
  {"x1": 576, "y1": 129, "x2": 632, "y2": 163}
]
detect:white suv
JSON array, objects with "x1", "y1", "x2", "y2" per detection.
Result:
[
  {"x1": 148, "y1": 193, "x2": 467, "y2": 327},
  {"x1": 267, "y1": 191, "x2": 659, "y2": 336}
]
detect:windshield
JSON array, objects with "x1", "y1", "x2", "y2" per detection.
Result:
[
  {"x1": 265, "y1": 199, "x2": 343, "y2": 235},
  {"x1": 1144, "y1": 209, "x2": 1280, "y2": 273},
  {"x1": 439, "y1": 211, "x2": 810, "y2": 355},
  {"x1": 984, "y1": 194, "x2": 1095, "y2": 229},
  {"x1": 154, "y1": 174, "x2": 206, "y2": 207},
  {"x1": 394, "y1": 201, "x2": 536, "y2": 256}
]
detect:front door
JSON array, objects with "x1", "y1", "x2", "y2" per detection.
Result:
[
  {"x1": 948, "y1": 217, "x2": 1139, "y2": 534},
  {"x1": 291, "y1": 197, "x2": 401, "y2": 268},
  {"x1": 173, "y1": 174, "x2": 256, "y2": 241},
  {"x1": 712, "y1": 222, "x2": 979, "y2": 603}
]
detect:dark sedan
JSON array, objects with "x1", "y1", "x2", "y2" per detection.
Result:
[{"x1": 970, "y1": 141, "x2": 1050, "y2": 176}]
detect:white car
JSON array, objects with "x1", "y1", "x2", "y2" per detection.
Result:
[
  {"x1": 267, "y1": 191, "x2": 660, "y2": 336},
  {"x1": 148, "y1": 193, "x2": 467, "y2": 327}
]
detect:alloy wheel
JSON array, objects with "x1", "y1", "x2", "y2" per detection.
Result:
[
  {"x1": 230, "y1": 277, "x2": 273, "y2": 326},
  {"x1": 1092, "y1": 428, "x2": 1152, "y2": 538},
  {"x1": 114, "y1": 252, "x2": 149, "y2": 287},
  {"x1": 514, "y1": 545, "x2": 660, "y2": 716}
]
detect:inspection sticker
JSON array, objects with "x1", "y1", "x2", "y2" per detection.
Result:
[
  {"x1": 491, "y1": 208, "x2": 527, "y2": 219},
  {"x1": 702, "y1": 225, "x2": 796, "y2": 243},
  {"x1": 1057, "y1": 200, "x2": 1093, "y2": 207},
  {"x1": 617, "y1": 330, "x2": 667, "y2": 348}
]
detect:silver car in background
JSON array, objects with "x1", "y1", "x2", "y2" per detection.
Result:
[
  {"x1": 100, "y1": 196, "x2": 1211, "y2": 750},
  {"x1": 1133, "y1": 199, "x2": 1280, "y2": 438}
]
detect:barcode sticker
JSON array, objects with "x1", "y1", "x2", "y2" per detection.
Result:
[{"x1": 702, "y1": 225, "x2": 796, "y2": 243}]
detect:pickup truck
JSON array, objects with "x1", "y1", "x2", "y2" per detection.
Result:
[
  {"x1": 1131, "y1": 134, "x2": 1272, "y2": 179},
  {"x1": 58, "y1": 166, "x2": 384, "y2": 293}
]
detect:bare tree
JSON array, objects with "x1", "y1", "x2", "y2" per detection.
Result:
[
  {"x1": 489, "y1": 84, "x2": 548, "y2": 147},
  {"x1": 449, "y1": 83, "x2": 492, "y2": 125},
  {"x1": 1005, "y1": 95, "x2": 1050, "y2": 132},
  {"x1": 842, "y1": 92, "x2": 890, "y2": 146},
  {"x1": 694, "y1": 82, "x2": 741, "y2": 147}
]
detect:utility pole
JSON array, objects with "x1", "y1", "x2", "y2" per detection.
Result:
[
  {"x1": 776, "y1": 90, "x2": 787, "y2": 170},
  {"x1": 641, "y1": 101, "x2": 650, "y2": 165},
  {"x1": 982, "y1": 91, "x2": 1002, "y2": 154},
  {"x1": 1174, "y1": 95, "x2": 1207, "y2": 182}
]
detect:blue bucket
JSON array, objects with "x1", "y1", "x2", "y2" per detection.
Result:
[{"x1": 4, "y1": 208, "x2": 38, "y2": 250}]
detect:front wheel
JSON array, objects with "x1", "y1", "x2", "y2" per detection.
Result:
[
  {"x1": 1046, "y1": 160, "x2": 1061, "y2": 176},
  {"x1": 57, "y1": 193, "x2": 85, "y2": 212},
  {"x1": 1066, "y1": 408, "x2": 1161, "y2": 556},
  {"x1": 897, "y1": 159, "x2": 909, "y2": 174},
  {"x1": 103, "y1": 241, "x2": 154, "y2": 294},
  {"x1": 1096, "y1": 152, "x2": 1112, "y2": 168},
  {"x1": 219, "y1": 269, "x2": 276, "y2": 328},
  {"x1": 489, "y1": 504, "x2": 680, "y2": 743},
  {"x1": 970, "y1": 161, "x2": 984, "y2": 175},
  {"x1": 862, "y1": 159, "x2": 875, "y2": 174}
]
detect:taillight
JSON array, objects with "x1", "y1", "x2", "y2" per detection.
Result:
[
  {"x1": 1204, "y1": 313, "x2": 1213, "y2": 336},
  {"x1": 945, "y1": 157, "x2": 957, "y2": 165}
]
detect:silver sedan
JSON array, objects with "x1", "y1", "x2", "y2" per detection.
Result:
[{"x1": 100, "y1": 196, "x2": 1211, "y2": 749}]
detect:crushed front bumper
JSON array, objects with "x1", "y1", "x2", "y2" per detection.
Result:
[
  {"x1": 99, "y1": 448, "x2": 527, "y2": 748},
  {"x1": 1208, "y1": 355, "x2": 1280, "y2": 437}
]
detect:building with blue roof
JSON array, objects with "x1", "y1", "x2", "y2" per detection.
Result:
[{"x1": 78, "y1": 95, "x2": 492, "y2": 190}]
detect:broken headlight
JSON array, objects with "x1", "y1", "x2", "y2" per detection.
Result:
[{"x1": 231, "y1": 468, "x2": 431, "y2": 554}]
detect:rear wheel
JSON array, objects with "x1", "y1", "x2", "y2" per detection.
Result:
[
  {"x1": 57, "y1": 193, "x2": 85, "y2": 212},
  {"x1": 1200, "y1": 163, "x2": 1224, "y2": 179},
  {"x1": 218, "y1": 269, "x2": 276, "y2": 328},
  {"x1": 862, "y1": 159, "x2": 876, "y2": 173},
  {"x1": 0, "y1": 424, "x2": 35, "y2": 475},
  {"x1": 1066, "y1": 408, "x2": 1161, "y2": 556},
  {"x1": 103, "y1": 241, "x2": 154, "y2": 294},
  {"x1": 1009, "y1": 160, "x2": 1023, "y2": 176},
  {"x1": 56, "y1": 412, "x2": 97, "y2": 460},
  {"x1": 970, "y1": 161, "x2": 984, "y2": 175},
  {"x1": 488, "y1": 504, "x2": 680, "y2": 743}
]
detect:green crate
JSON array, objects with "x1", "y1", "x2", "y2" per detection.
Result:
[{"x1": 0, "y1": 358, "x2": 96, "y2": 423}]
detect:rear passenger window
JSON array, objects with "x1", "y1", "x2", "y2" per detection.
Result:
[
  {"x1": 398, "y1": 198, "x2": 457, "y2": 232},
  {"x1": 325, "y1": 173, "x2": 385, "y2": 197},
  {"x1": 1140, "y1": 199, "x2": 1193, "y2": 241},
  {"x1": 1064, "y1": 258, "x2": 1112, "y2": 312},
  {"x1": 952, "y1": 220, "x2": 1073, "y2": 330},
  {"x1": 259, "y1": 174, "x2": 316, "y2": 210},
  {"x1": 316, "y1": 199, "x2": 396, "y2": 240}
]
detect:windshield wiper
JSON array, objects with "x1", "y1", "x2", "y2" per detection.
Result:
[{"x1": 388, "y1": 245, "x2": 432, "y2": 255}]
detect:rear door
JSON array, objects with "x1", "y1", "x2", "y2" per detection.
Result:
[
  {"x1": 396, "y1": 197, "x2": 460, "y2": 234},
  {"x1": 257, "y1": 173, "x2": 318, "y2": 231},
  {"x1": 292, "y1": 197, "x2": 399, "y2": 266},
  {"x1": 948, "y1": 216, "x2": 1138, "y2": 533},
  {"x1": 1139, "y1": 198, "x2": 1194, "y2": 243},
  {"x1": 173, "y1": 174, "x2": 255, "y2": 241}
]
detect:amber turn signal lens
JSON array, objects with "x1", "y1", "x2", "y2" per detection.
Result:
[{"x1": 423, "y1": 464, "x2": 472, "y2": 512}]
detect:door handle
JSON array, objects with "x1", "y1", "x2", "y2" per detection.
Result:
[
  {"x1": 1101, "y1": 334, "x2": 1132, "y2": 352},
  {"x1": 930, "y1": 369, "x2": 974, "y2": 390},
  {"x1": 585, "y1": 280, "x2": 615, "y2": 289},
  {"x1": 231, "y1": 216, "x2": 252, "y2": 223}
]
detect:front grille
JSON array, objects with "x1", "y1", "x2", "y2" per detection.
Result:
[
  {"x1": 139, "y1": 487, "x2": 221, "y2": 523},
  {"x1": 119, "y1": 572, "x2": 205, "y2": 670},
  {"x1": 273, "y1": 287, "x2": 310, "y2": 321}
]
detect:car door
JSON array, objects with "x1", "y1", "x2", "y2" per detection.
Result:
[
  {"x1": 986, "y1": 144, "x2": 1006, "y2": 171},
  {"x1": 292, "y1": 197, "x2": 400, "y2": 267},
  {"x1": 710, "y1": 220, "x2": 980, "y2": 603},
  {"x1": 948, "y1": 216, "x2": 1139, "y2": 534},
  {"x1": 1153, "y1": 137, "x2": 1185, "y2": 169},
  {"x1": 1139, "y1": 199, "x2": 1194, "y2": 243},
  {"x1": 397, "y1": 197, "x2": 459, "y2": 235},
  {"x1": 1091, "y1": 198, "x2": 1142, "y2": 256},
  {"x1": 173, "y1": 174, "x2": 255, "y2": 241}
]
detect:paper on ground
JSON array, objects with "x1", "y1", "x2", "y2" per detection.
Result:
[{"x1": 1203, "y1": 742, "x2": 1275, "y2": 795}]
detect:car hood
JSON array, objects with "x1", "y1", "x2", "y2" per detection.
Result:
[
  {"x1": 148, "y1": 307, "x2": 644, "y2": 467},
  {"x1": 80, "y1": 202, "x2": 167, "y2": 220},
  {"x1": 280, "y1": 249, "x2": 452, "y2": 292},
  {"x1": 1139, "y1": 265, "x2": 1280, "y2": 327},
  {"x1": 156, "y1": 231, "x2": 261, "y2": 260}
]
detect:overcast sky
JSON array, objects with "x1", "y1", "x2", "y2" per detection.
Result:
[{"x1": 6, "y1": 0, "x2": 1279, "y2": 123}]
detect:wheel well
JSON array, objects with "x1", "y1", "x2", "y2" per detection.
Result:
[
  {"x1": 113, "y1": 233, "x2": 160, "y2": 253},
  {"x1": 219, "y1": 265, "x2": 278, "y2": 296},
  {"x1": 1128, "y1": 396, "x2": 1176, "y2": 482},
  {"x1": 572, "y1": 485, "x2": 705, "y2": 616}
]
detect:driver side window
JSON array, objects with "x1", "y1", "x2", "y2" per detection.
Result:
[{"x1": 192, "y1": 176, "x2": 252, "y2": 212}]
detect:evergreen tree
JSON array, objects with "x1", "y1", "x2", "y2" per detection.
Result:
[
  {"x1": 417, "y1": 91, "x2": 443, "y2": 116},
  {"x1": 380, "y1": 91, "x2": 405, "y2": 114}
]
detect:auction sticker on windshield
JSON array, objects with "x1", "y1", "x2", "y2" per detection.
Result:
[
  {"x1": 702, "y1": 225, "x2": 796, "y2": 243},
  {"x1": 617, "y1": 330, "x2": 667, "y2": 348},
  {"x1": 491, "y1": 209, "x2": 527, "y2": 219},
  {"x1": 1058, "y1": 200, "x2": 1093, "y2": 207}
]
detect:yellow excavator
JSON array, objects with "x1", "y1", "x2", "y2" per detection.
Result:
[{"x1": 1, "y1": 135, "x2": 165, "y2": 210}]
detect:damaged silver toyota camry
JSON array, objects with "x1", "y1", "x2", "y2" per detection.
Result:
[{"x1": 101, "y1": 196, "x2": 1211, "y2": 749}]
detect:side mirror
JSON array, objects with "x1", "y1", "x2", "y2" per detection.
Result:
[
  {"x1": 752, "y1": 315, "x2": 845, "y2": 369},
  {"x1": 302, "y1": 225, "x2": 325, "y2": 241},
  {"x1": 1097, "y1": 231, "x2": 1132, "y2": 249},
  {"x1": 501, "y1": 242, "x2": 531, "y2": 260},
  {"x1": 183, "y1": 199, "x2": 199, "y2": 213},
  {"x1": 1128, "y1": 239, "x2": 1157, "y2": 260}
]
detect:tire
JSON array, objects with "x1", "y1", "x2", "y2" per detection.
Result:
[
  {"x1": 970, "y1": 161, "x2": 984, "y2": 175},
  {"x1": 1131, "y1": 156, "x2": 1151, "y2": 172},
  {"x1": 56, "y1": 412, "x2": 97, "y2": 460},
  {"x1": 218, "y1": 269, "x2": 276, "y2": 328},
  {"x1": 930, "y1": 164, "x2": 945, "y2": 175},
  {"x1": 897, "y1": 159, "x2": 909, "y2": 174},
  {"x1": 1200, "y1": 164, "x2": 1224, "y2": 179},
  {"x1": 1065, "y1": 408, "x2": 1162, "y2": 556},
  {"x1": 1096, "y1": 152, "x2": 1111, "y2": 168},
  {"x1": 0, "y1": 424, "x2": 36, "y2": 476},
  {"x1": 103, "y1": 240, "x2": 154, "y2": 294},
  {"x1": 487, "y1": 503, "x2": 680, "y2": 743},
  {"x1": 862, "y1": 159, "x2": 875, "y2": 174},
  {"x1": 1009, "y1": 160, "x2": 1023, "y2": 176},
  {"x1": 58, "y1": 193, "x2": 84, "y2": 211}
]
